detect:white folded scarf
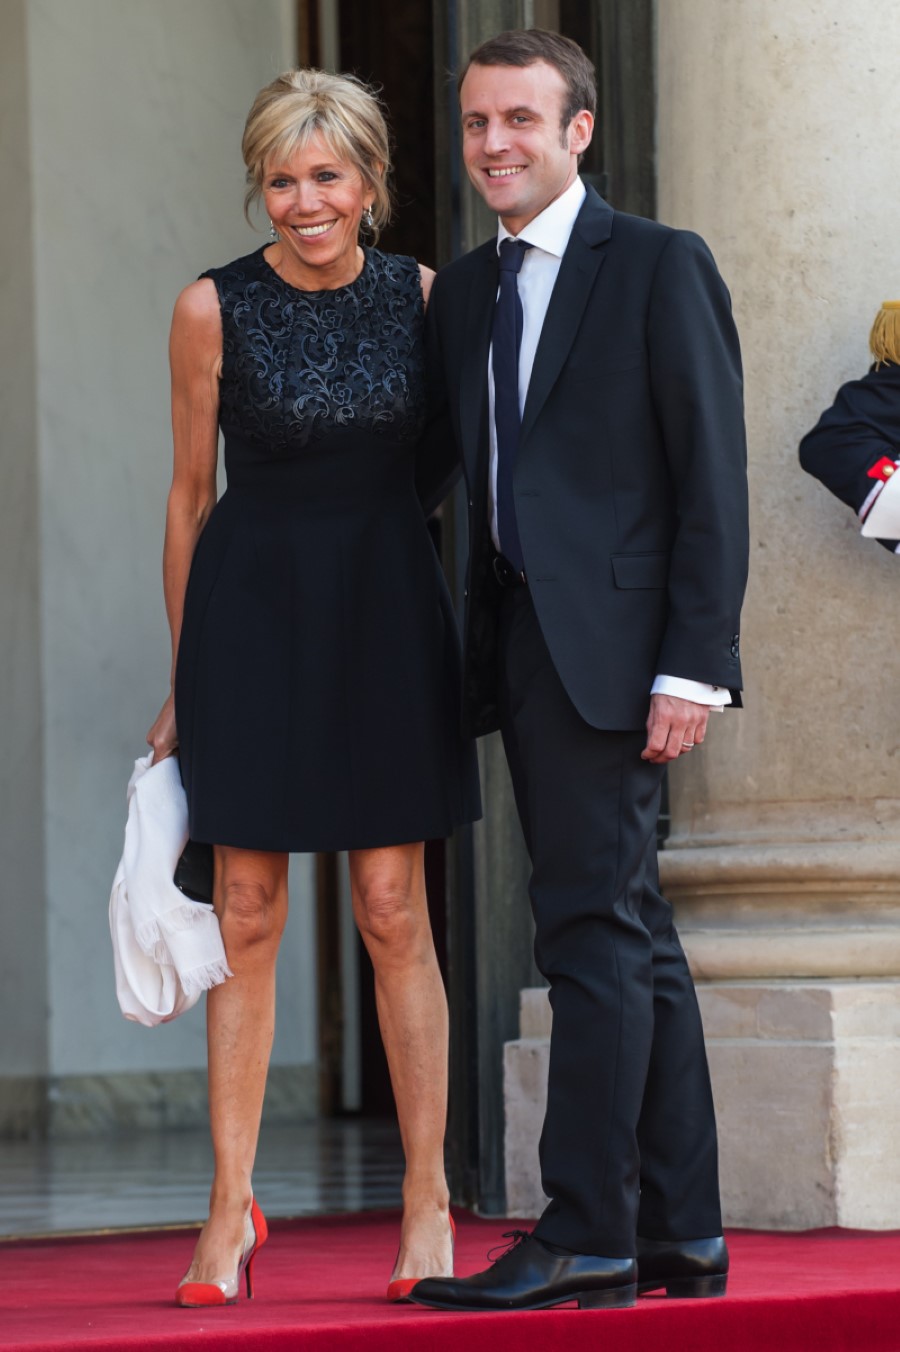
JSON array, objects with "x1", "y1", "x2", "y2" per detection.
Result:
[{"x1": 109, "y1": 753, "x2": 232, "y2": 1026}]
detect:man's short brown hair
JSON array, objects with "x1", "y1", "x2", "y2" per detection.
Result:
[{"x1": 458, "y1": 28, "x2": 597, "y2": 133}]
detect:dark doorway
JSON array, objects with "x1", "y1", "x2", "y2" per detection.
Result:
[
  {"x1": 337, "y1": 1, "x2": 439, "y2": 266},
  {"x1": 295, "y1": 3, "x2": 438, "y2": 261}
]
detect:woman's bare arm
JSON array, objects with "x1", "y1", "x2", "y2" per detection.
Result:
[{"x1": 146, "y1": 278, "x2": 221, "y2": 760}]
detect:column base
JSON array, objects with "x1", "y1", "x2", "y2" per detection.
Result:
[
  {"x1": 660, "y1": 836, "x2": 900, "y2": 981},
  {"x1": 702, "y1": 979, "x2": 900, "y2": 1228},
  {"x1": 504, "y1": 982, "x2": 900, "y2": 1229},
  {"x1": 504, "y1": 989, "x2": 550, "y2": 1218}
]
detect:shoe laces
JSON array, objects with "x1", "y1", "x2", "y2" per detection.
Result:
[{"x1": 487, "y1": 1228, "x2": 532, "y2": 1264}]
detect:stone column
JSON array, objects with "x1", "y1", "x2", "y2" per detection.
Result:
[{"x1": 657, "y1": 0, "x2": 900, "y2": 1228}]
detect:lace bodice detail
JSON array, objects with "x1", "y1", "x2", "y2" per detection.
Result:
[{"x1": 201, "y1": 247, "x2": 426, "y2": 454}]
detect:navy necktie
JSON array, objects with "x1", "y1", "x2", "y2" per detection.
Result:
[{"x1": 492, "y1": 237, "x2": 532, "y2": 573}]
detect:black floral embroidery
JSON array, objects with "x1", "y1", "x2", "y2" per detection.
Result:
[{"x1": 201, "y1": 248, "x2": 425, "y2": 454}]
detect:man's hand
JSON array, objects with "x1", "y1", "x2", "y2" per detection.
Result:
[{"x1": 642, "y1": 694, "x2": 710, "y2": 763}]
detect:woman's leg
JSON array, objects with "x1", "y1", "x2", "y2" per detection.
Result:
[
  {"x1": 349, "y1": 842, "x2": 453, "y2": 1280},
  {"x1": 181, "y1": 846, "x2": 289, "y2": 1284}
]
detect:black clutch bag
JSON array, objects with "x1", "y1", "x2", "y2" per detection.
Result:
[{"x1": 174, "y1": 839, "x2": 215, "y2": 905}]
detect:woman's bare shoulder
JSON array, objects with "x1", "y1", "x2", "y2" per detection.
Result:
[
  {"x1": 172, "y1": 277, "x2": 220, "y2": 332},
  {"x1": 417, "y1": 262, "x2": 436, "y2": 308}
]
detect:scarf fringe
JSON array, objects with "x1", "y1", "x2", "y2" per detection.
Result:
[
  {"x1": 134, "y1": 905, "x2": 232, "y2": 993},
  {"x1": 181, "y1": 957, "x2": 234, "y2": 996}
]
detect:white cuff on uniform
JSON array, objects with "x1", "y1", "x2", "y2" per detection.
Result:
[{"x1": 861, "y1": 465, "x2": 900, "y2": 538}]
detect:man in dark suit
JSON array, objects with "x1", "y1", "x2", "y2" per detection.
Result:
[{"x1": 412, "y1": 30, "x2": 749, "y2": 1313}]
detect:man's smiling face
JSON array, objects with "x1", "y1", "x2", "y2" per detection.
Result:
[{"x1": 459, "y1": 59, "x2": 593, "y2": 234}]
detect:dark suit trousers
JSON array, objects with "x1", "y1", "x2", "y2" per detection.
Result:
[{"x1": 497, "y1": 585, "x2": 722, "y2": 1256}]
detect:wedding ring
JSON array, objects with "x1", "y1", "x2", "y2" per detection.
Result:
[{"x1": 682, "y1": 741, "x2": 695, "y2": 749}]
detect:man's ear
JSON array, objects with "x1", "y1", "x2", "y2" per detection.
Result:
[{"x1": 569, "y1": 110, "x2": 594, "y2": 156}]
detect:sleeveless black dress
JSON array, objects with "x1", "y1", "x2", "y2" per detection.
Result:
[{"x1": 174, "y1": 246, "x2": 481, "y2": 852}]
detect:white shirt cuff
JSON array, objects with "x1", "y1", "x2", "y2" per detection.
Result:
[
  {"x1": 861, "y1": 466, "x2": 900, "y2": 538},
  {"x1": 651, "y1": 674, "x2": 731, "y2": 709}
]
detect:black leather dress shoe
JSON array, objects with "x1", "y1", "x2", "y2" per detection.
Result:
[
  {"x1": 636, "y1": 1234, "x2": 729, "y2": 1298},
  {"x1": 408, "y1": 1230, "x2": 637, "y2": 1312}
]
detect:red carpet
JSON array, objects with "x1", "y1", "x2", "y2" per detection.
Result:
[{"x1": 3, "y1": 1210, "x2": 900, "y2": 1352}]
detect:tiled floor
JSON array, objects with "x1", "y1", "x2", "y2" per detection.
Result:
[{"x1": 0, "y1": 1118, "x2": 405, "y2": 1238}]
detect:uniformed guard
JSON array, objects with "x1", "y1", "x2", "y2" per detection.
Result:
[{"x1": 800, "y1": 300, "x2": 900, "y2": 552}]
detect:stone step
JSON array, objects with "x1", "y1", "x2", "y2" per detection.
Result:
[
  {"x1": 519, "y1": 986, "x2": 551, "y2": 1038},
  {"x1": 503, "y1": 981, "x2": 900, "y2": 1229}
]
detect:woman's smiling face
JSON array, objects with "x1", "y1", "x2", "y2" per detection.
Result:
[{"x1": 263, "y1": 130, "x2": 372, "y2": 288}]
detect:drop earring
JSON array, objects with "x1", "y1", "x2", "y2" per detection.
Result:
[
  {"x1": 361, "y1": 207, "x2": 374, "y2": 231},
  {"x1": 269, "y1": 219, "x2": 278, "y2": 241}
]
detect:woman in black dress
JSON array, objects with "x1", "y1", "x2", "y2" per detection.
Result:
[{"x1": 146, "y1": 69, "x2": 479, "y2": 1307}]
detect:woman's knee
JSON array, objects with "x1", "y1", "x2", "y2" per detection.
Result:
[
  {"x1": 217, "y1": 875, "x2": 285, "y2": 949},
  {"x1": 354, "y1": 878, "x2": 424, "y2": 952}
]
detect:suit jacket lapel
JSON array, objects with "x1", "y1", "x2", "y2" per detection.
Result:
[
  {"x1": 458, "y1": 245, "x2": 497, "y2": 487},
  {"x1": 520, "y1": 188, "x2": 614, "y2": 446}
]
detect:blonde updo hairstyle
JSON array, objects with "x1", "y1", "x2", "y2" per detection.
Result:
[{"x1": 242, "y1": 69, "x2": 393, "y2": 242}]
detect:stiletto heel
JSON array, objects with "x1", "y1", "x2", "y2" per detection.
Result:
[
  {"x1": 387, "y1": 1213, "x2": 456, "y2": 1303},
  {"x1": 176, "y1": 1196, "x2": 268, "y2": 1307}
]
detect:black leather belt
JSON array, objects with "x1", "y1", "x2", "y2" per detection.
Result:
[{"x1": 492, "y1": 553, "x2": 527, "y2": 588}]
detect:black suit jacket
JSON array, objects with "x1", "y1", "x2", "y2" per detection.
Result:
[
  {"x1": 420, "y1": 187, "x2": 749, "y2": 738},
  {"x1": 799, "y1": 362, "x2": 900, "y2": 553}
]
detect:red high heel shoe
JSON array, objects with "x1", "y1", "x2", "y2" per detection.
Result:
[
  {"x1": 176, "y1": 1197, "x2": 268, "y2": 1307},
  {"x1": 387, "y1": 1213, "x2": 456, "y2": 1303}
]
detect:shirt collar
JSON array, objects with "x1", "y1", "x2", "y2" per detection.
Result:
[{"x1": 496, "y1": 176, "x2": 587, "y2": 258}]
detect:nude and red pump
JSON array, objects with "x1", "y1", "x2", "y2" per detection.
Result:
[
  {"x1": 387, "y1": 1213, "x2": 456, "y2": 1303},
  {"x1": 176, "y1": 1197, "x2": 268, "y2": 1307}
]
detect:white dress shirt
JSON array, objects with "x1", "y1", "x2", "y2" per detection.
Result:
[{"x1": 488, "y1": 176, "x2": 729, "y2": 708}]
